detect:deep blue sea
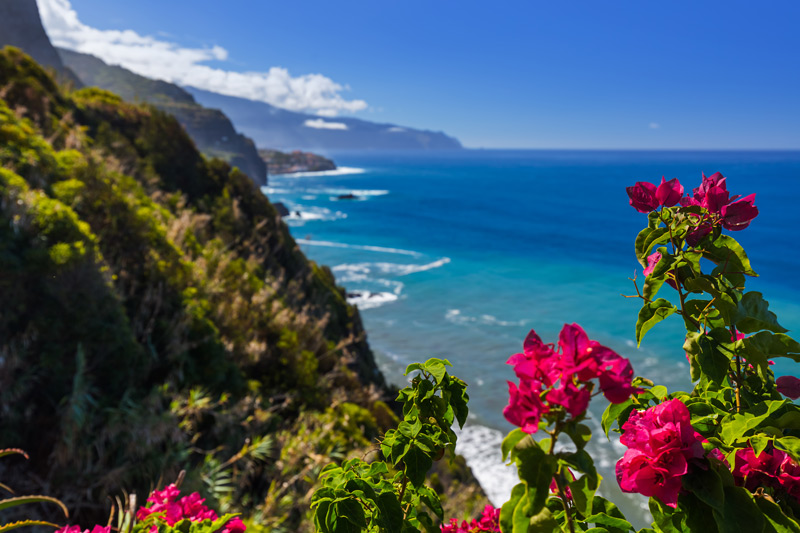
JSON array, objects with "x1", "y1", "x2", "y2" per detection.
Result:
[{"x1": 262, "y1": 149, "x2": 800, "y2": 524}]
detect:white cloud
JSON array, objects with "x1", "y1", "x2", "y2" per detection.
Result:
[
  {"x1": 304, "y1": 119, "x2": 348, "y2": 130},
  {"x1": 36, "y1": 0, "x2": 368, "y2": 116},
  {"x1": 649, "y1": 122, "x2": 661, "y2": 129}
]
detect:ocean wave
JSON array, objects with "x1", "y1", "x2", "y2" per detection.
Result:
[
  {"x1": 295, "y1": 239, "x2": 422, "y2": 257},
  {"x1": 323, "y1": 188, "x2": 389, "y2": 198},
  {"x1": 346, "y1": 290, "x2": 399, "y2": 310},
  {"x1": 261, "y1": 186, "x2": 290, "y2": 194},
  {"x1": 453, "y1": 424, "x2": 517, "y2": 506},
  {"x1": 445, "y1": 309, "x2": 528, "y2": 327},
  {"x1": 278, "y1": 166, "x2": 367, "y2": 178},
  {"x1": 332, "y1": 258, "x2": 451, "y2": 277}
]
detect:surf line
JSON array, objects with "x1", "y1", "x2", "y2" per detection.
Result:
[{"x1": 295, "y1": 239, "x2": 422, "y2": 257}]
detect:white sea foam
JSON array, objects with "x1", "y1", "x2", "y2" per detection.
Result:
[
  {"x1": 279, "y1": 166, "x2": 366, "y2": 178},
  {"x1": 346, "y1": 290, "x2": 399, "y2": 310},
  {"x1": 332, "y1": 258, "x2": 451, "y2": 277},
  {"x1": 453, "y1": 424, "x2": 517, "y2": 506},
  {"x1": 323, "y1": 188, "x2": 390, "y2": 198},
  {"x1": 296, "y1": 239, "x2": 422, "y2": 257},
  {"x1": 285, "y1": 206, "x2": 347, "y2": 224},
  {"x1": 261, "y1": 186, "x2": 290, "y2": 194},
  {"x1": 445, "y1": 309, "x2": 528, "y2": 327}
]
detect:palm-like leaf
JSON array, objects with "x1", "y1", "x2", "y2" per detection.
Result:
[
  {"x1": 0, "y1": 520, "x2": 61, "y2": 533},
  {"x1": 0, "y1": 495, "x2": 69, "y2": 518}
]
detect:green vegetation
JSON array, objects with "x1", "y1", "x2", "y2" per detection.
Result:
[{"x1": 0, "y1": 46, "x2": 488, "y2": 532}]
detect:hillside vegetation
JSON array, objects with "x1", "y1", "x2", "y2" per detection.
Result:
[{"x1": 0, "y1": 45, "x2": 398, "y2": 531}]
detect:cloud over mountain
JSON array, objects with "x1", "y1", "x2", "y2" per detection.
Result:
[{"x1": 36, "y1": 0, "x2": 368, "y2": 117}]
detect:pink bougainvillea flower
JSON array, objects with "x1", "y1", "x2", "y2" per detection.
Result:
[
  {"x1": 221, "y1": 517, "x2": 247, "y2": 533},
  {"x1": 55, "y1": 527, "x2": 110, "y2": 533},
  {"x1": 655, "y1": 177, "x2": 683, "y2": 207},
  {"x1": 777, "y1": 375, "x2": 800, "y2": 400},
  {"x1": 720, "y1": 194, "x2": 758, "y2": 231},
  {"x1": 643, "y1": 251, "x2": 661, "y2": 277},
  {"x1": 616, "y1": 399, "x2": 704, "y2": 507},
  {"x1": 546, "y1": 381, "x2": 591, "y2": 418},
  {"x1": 626, "y1": 181, "x2": 659, "y2": 213},
  {"x1": 504, "y1": 325, "x2": 638, "y2": 433},
  {"x1": 503, "y1": 378, "x2": 548, "y2": 433}
]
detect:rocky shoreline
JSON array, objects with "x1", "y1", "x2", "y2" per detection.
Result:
[{"x1": 258, "y1": 148, "x2": 336, "y2": 175}]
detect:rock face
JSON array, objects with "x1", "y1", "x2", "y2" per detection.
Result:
[
  {"x1": 186, "y1": 86, "x2": 464, "y2": 151},
  {"x1": 0, "y1": 0, "x2": 80, "y2": 85},
  {"x1": 58, "y1": 48, "x2": 267, "y2": 185},
  {"x1": 259, "y1": 148, "x2": 336, "y2": 174}
]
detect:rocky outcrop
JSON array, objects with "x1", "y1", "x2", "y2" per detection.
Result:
[
  {"x1": 0, "y1": 0, "x2": 80, "y2": 85},
  {"x1": 186, "y1": 86, "x2": 464, "y2": 151},
  {"x1": 259, "y1": 148, "x2": 336, "y2": 174},
  {"x1": 58, "y1": 48, "x2": 267, "y2": 185}
]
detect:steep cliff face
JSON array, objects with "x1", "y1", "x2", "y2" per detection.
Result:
[
  {"x1": 0, "y1": 0, "x2": 80, "y2": 84},
  {"x1": 186, "y1": 86, "x2": 464, "y2": 151},
  {"x1": 58, "y1": 48, "x2": 267, "y2": 185}
]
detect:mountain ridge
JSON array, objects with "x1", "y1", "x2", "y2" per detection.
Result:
[{"x1": 185, "y1": 85, "x2": 463, "y2": 151}]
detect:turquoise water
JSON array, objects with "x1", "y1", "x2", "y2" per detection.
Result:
[{"x1": 262, "y1": 150, "x2": 800, "y2": 523}]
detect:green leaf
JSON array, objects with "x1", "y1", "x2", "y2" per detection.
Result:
[
  {"x1": 402, "y1": 447, "x2": 433, "y2": 487},
  {"x1": 515, "y1": 442, "x2": 557, "y2": 516},
  {"x1": 736, "y1": 292, "x2": 787, "y2": 334},
  {"x1": 712, "y1": 485, "x2": 764, "y2": 533},
  {"x1": 374, "y1": 492, "x2": 404, "y2": 533},
  {"x1": 742, "y1": 331, "x2": 800, "y2": 364},
  {"x1": 636, "y1": 227, "x2": 670, "y2": 266},
  {"x1": 682, "y1": 465, "x2": 724, "y2": 511},
  {"x1": 563, "y1": 422, "x2": 592, "y2": 451},
  {"x1": 649, "y1": 498, "x2": 685, "y2": 533},
  {"x1": 500, "y1": 483, "x2": 525, "y2": 533},
  {"x1": 636, "y1": 299, "x2": 677, "y2": 346},
  {"x1": 568, "y1": 474, "x2": 599, "y2": 518},
  {"x1": 756, "y1": 496, "x2": 800, "y2": 533},
  {"x1": 601, "y1": 399, "x2": 635, "y2": 437},
  {"x1": 527, "y1": 506, "x2": 558, "y2": 533},
  {"x1": 417, "y1": 485, "x2": 443, "y2": 520},
  {"x1": 702, "y1": 234, "x2": 757, "y2": 278},
  {"x1": 584, "y1": 513, "x2": 632, "y2": 532},
  {"x1": 683, "y1": 331, "x2": 730, "y2": 384},
  {"x1": 502, "y1": 429, "x2": 527, "y2": 462},
  {"x1": 0, "y1": 449, "x2": 28, "y2": 460}
]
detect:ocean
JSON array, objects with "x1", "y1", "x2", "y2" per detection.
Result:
[{"x1": 262, "y1": 149, "x2": 800, "y2": 525}]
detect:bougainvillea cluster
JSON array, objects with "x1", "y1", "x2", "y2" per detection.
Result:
[
  {"x1": 440, "y1": 505, "x2": 500, "y2": 533},
  {"x1": 56, "y1": 527, "x2": 110, "y2": 533},
  {"x1": 136, "y1": 484, "x2": 245, "y2": 533},
  {"x1": 626, "y1": 171, "x2": 758, "y2": 246},
  {"x1": 503, "y1": 324, "x2": 638, "y2": 433},
  {"x1": 615, "y1": 399, "x2": 706, "y2": 507},
  {"x1": 734, "y1": 446, "x2": 800, "y2": 504}
]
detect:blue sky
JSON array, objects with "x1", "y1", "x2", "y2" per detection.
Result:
[{"x1": 41, "y1": 0, "x2": 800, "y2": 149}]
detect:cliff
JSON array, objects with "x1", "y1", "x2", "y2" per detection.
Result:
[
  {"x1": 0, "y1": 0, "x2": 81, "y2": 86},
  {"x1": 186, "y1": 86, "x2": 464, "y2": 151},
  {"x1": 58, "y1": 48, "x2": 267, "y2": 185}
]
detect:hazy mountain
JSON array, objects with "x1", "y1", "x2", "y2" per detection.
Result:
[
  {"x1": 59, "y1": 49, "x2": 267, "y2": 184},
  {"x1": 185, "y1": 86, "x2": 463, "y2": 151}
]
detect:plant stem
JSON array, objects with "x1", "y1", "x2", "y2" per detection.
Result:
[{"x1": 548, "y1": 422, "x2": 575, "y2": 533}]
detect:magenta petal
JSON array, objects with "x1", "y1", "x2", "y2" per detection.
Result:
[
  {"x1": 626, "y1": 181, "x2": 659, "y2": 213},
  {"x1": 777, "y1": 375, "x2": 800, "y2": 400},
  {"x1": 721, "y1": 194, "x2": 758, "y2": 231},
  {"x1": 656, "y1": 177, "x2": 683, "y2": 207}
]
